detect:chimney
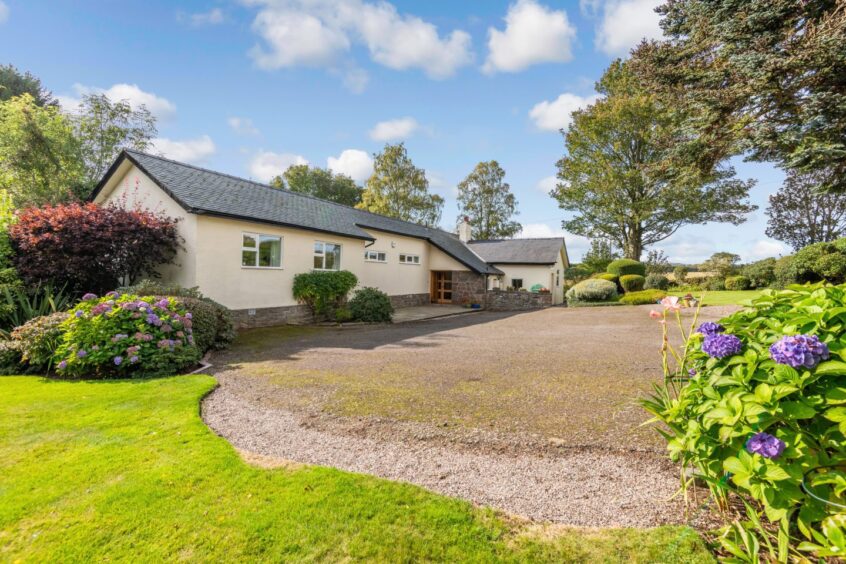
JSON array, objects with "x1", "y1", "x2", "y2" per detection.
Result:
[{"x1": 458, "y1": 216, "x2": 472, "y2": 243}]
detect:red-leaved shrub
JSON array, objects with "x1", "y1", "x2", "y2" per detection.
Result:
[{"x1": 10, "y1": 203, "x2": 181, "y2": 295}]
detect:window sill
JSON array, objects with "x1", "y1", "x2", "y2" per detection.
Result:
[
  {"x1": 312, "y1": 268, "x2": 341, "y2": 272},
  {"x1": 241, "y1": 266, "x2": 284, "y2": 270},
  {"x1": 365, "y1": 261, "x2": 387, "y2": 264},
  {"x1": 399, "y1": 263, "x2": 421, "y2": 266}
]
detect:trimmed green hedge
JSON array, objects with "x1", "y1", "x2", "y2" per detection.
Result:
[
  {"x1": 645, "y1": 274, "x2": 670, "y2": 291},
  {"x1": 724, "y1": 275, "x2": 751, "y2": 291},
  {"x1": 606, "y1": 259, "x2": 646, "y2": 277},
  {"x1": 292, "y1": 270, "x2": 358, "y2": 319},
  {"x1": 618, "y1": 289, "x2": 667, "y2": 305},
  {"x1": 620, "y1": 274, "x2": 645, "y2": 292},
  {"x1": 348, "y1": 287, "x2": 393, "y2": 322}
]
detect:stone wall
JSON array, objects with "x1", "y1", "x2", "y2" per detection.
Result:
[
  {"x1": 451, "y1": 271, "x2": 487, "y2": 305},
  {"x1": 231, "y1": 304, "x2": 313, "y2": 328},
  {"x1": 485, "y1": 289, "x2": 553, "y2": 311}
]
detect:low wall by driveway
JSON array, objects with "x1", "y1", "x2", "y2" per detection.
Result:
[{"x1": 485, "y1": 290, "x2": 552, "y2": 311}]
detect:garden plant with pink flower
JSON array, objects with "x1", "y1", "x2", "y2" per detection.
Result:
[
  {"x1": 642, "y1": 284, "x2": 846, "y2": 560},
  {"x1": 54, "y1": 293, "x2": 200, "y2": 378}
]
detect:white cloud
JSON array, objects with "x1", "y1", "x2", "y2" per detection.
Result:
[
  {"x1": 58, "y1": 83, "x2": 177, "y2": 121},
  {"x1": 594, "y1": 0, "x2": 662, "y2": 56},
  {"x1": 537, "y1": 175, "x2": 557, "y2": 194},
  {"x1": 746, "y1": 240, "x2": 786, "y2": 261},
  {"x1": 0, "y1": 1, "x2": 9, "y2": 24},
  {"x1": 327, "y1": 149, "x2": 373, "y2": 183},
  {"x1": 249, "y1": 150, "x2": 309, "y2": 182},
  {"x1": 228, "y1": 117, "x2": 260, "y2": 136},
  {"x1": 369, "y1": 117, "x2": 419, "y2": 142},
  {"x1": 483, "y1": 0, "x2": 577, "y2": 74},
  {"x1": 188, "y1": 8, "x2": 224, "y2": 26},
  {"x1": 151, "y1": 135, "x2": 216, "y2": 164},
  {"x1": 245, "y1": 0, "x2": 473, "y2": 80},
  {"x1": 529, "y1": 93, "x2": 600, "y2": 131}
]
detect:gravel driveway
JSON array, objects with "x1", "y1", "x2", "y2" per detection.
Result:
[{"x1": 203, "y1": 305, "x2": 736, "y2": 527}]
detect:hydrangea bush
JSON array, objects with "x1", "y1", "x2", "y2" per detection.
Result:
[
  {"x1": 54, "y1": 293, "x2": 200, "y2": 378},
  {"x1": 643, "y1": 285, "x2": 846, "y2": 560}
]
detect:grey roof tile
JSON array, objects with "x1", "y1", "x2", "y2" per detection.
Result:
[
  {"x1": 467, "y1": 238, "x2": 565, "y2": 265},
  {"x1": 93, "y1": 150, "x2": 501, "y2": 274}
]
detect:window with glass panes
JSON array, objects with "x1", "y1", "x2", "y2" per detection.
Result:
[
  {"x1": 313, "y1": 241, "x2": 341, "y2": 270},
  {"x1": 242, "y1": 233, "x2": 282, "y2": 268}
]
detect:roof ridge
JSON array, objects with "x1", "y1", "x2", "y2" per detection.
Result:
[
  {"x1": 126, "y1": 149, "x2": 458, "y2": 240},
  {"x1": 469, "y1": 237, "x2": 566, "y2": 243}
]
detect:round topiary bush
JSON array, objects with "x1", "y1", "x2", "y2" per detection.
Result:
[
  {"x1": 54, "y1": 293, "x2": 201, "y2": 378},
  {"x1": 724, "y1": 275, "x2": 751, "y2": 291},
  {"x1": 348, "y1": 287, "x2": 394, "y2": 322},
  {"x1": 566, "y1": 279, "x2": 618, "y2": 303},
  {"x1": 594, "y1": 272, "x2": 619, "y2": 284},
  {"x1": 606, "y1": 258, "x2": 646, "y2": 277},
  {"x1": 11, "y1": 312, "x2": 69, "y2": 372},
  {"x1": 619, "y1": 274, "x2": 646, "y2": 292},
  {"x1": 644, "y1": 274, "x2": 670, "y2": 290}
]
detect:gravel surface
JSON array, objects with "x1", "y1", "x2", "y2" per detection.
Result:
[
  {"x1": 203, "y1": 305, "x2": 739, "y2": 527},
  {"x1": 204, "y1": 388, "x2": 686, "y2": 527}
]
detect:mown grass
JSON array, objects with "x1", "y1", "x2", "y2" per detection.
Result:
[
  {"x1": 0, "y1": 375, "x2": 714, "y2": 562},
  {"x1": 669, "y1": 290, "x2": 764, "y2": 306}
]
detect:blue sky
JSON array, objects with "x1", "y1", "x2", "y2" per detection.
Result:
[{"x1": 0, "y1": 0, "x2": 787, "y2": 263}]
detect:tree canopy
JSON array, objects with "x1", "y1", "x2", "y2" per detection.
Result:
[
  {"x1": 0, "y1": 64, "x2": 56, "y2": 107},
  {"x1": 0, "y1": 94, "x2": 86, "y2": 207},
  {"x1": 456, "y1": 160, "x2": 520, "y2": 239},
  {"x1": 765, "y1": 171, "x2": 846, "y2": 251},
  {"x1": 270, "y1": 164, "x2": 363, "y2": 207},
  {"x1": 633, "y1": 1, "x2": 846, "y2": 191},
  {"x1": 552, "y1": 60, "x2": 756, "y2": 260},
  {"x1": 357, "y1": 143, "x2": 443, "y2": 227},
  {"x1": 74, "y1": 93, "x2": 157, "y2": 187},
  {"x1": 581, "y1": 239, "x2": 619, "y2": 273}
]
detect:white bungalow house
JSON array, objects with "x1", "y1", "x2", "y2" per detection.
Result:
[{"x1": 92, "y1": 150, "x2": 569, "y2": 326}]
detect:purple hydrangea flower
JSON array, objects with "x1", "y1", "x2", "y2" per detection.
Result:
[
  {"x1": 157, "y1": 339, "x2": 174, "y2": 349},
  {"x1": 111, "y1": 333, "x2": 128, "y2": 343},
  {"x1": 113, "y1": 356, "x2": 123, "y2": 366},
  {"x1": 129, "y1": 355, "x2": 139, "y2": 364},
  {"x1": 81, "y1": 293, "x2": 97, "y2": 301},
  {"x1": 57, "y1": 360, "x2": 67, "y2": 370},
  {"x1": 105, "y1": 291, "x2": 119, "y2": 299},
  {"x1": 156, "y1": 299, "x2": 170, "y2": 309},
  {"x1": 74, "y1": 310, "x2": 84, "y2": 318},
  {"x1": 702, "y1": 334, "x2": 743, "y2": 358},
  {"x1": 769, "y1": 334, "x2": 830, "y2": 369},
  {"x1": 688, "y1": 368, "x2": 697, "y2": 377},
  {"x1": 120, "y1": 301, "x2": 138, "y2": 311},
  {"x1": 76, "y1": 349, "x2": 87, "y2": 358},
  {"x1": 185, "y1": 312, "x2": 192, "y2": 320},
  {"x1": 146, "y1": 313, "x2": 162, "y2": 326},
  {"x1": 161, "y1": 324, "x2": 173, "y2": 333},
  {"x1": 696, "y1": 322, "x2": 725, "y2": 337},
  {"x1": 746, "y1": 432, "x2": 786, "y2": 459},
  {"x1": 127, "y1": 345, "x2": 140, "y2": 355}
]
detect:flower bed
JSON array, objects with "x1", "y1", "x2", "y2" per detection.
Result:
[
  {"x1": 55, "y1": 292, "x2": 201, "y2": 378},
  {"x1": 643, "y1": 286, "x2": 846, "y2": 560}
]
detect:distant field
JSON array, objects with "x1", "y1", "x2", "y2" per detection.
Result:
[{"x1": 669, "y1": 290, "x2": 764, "y2": 306}]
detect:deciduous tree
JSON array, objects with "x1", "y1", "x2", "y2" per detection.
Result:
[
  {"x1": 74, "y1": 93, "x2": 157, "y2": 186},
  {"x1": 581, "y1": 239, "x2": 619, "y2": 273},
  {"x1": 357, "y1": 143, "x2": 443, "y2": 227},
  {"x1": 270, "y1": 164, "x2": 363, "y2": 207},
  {"x1": 456, "y1": 161, "x2": 520, "y2": 239},
  {"x1": 552, "y1": 60, "x2": 756, "y2": 260},
  {"x1": 765, "y1": 171, "x2": 846, "y2": 251},
  {"x1": 0, "y1": 94, "x2": 85, "y2": 206}
]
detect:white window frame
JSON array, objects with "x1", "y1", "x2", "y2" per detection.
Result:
[
  {"x1": 241, "y1": 232, "x2": 283, "y2": 269},
  {"x1": 364, "y1": 250, "x2": 387, "y2": 263},
  {"x1": 313, "y1": 241, "x2": 342, "y2": 271},
  {"x1": 399, "y1": 253, "x2": 421, "y2": 265}
]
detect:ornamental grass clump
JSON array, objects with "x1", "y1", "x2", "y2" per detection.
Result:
[
  {"x1": 55, "y1": 292, "x2": 200, "y2": 378},
  {"x1": 642, "y1": 284, "x2": 846, "y2": 561}
]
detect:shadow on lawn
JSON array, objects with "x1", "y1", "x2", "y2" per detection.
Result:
[{"x1": 212, "y1": 310, "x2": 524, "y2": 367}]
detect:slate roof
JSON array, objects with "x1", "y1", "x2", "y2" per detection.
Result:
[
  {"x1": 92, "y1": 150, "x2": 501, "y2": 275},
  {"x1": 467, "y1": 238, "x2": 566, "y2": 265}
]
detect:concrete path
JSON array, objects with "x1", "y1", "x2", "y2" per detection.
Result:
[{"x1": 392, "y1": 304, "x2": 479, "y2": 323}]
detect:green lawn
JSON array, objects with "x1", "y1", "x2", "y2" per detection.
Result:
[
  {"x1": 0, "y1": 375, "x2": 714, "y2": 562},
  {"x1": 670, "y1": 290, "x2": 764, "y2": 306}
]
